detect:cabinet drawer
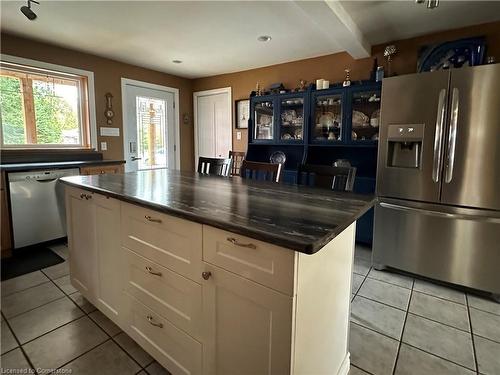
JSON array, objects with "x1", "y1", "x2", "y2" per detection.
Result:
[
  {"x1": 203, "y1": 226, "x2": 295, "y2": 295},
  {"x1": 123, "y1": 247, "x2": 202, "y2": 339},
  {"x1": 124, "y1": 295, "x2": 202, "y2": 375},
  {"x1": 121, "y1": 203, "x2": 202, "y2": 281}
]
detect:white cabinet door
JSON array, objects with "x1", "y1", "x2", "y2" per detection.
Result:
[
  {"x1": 94, "y1": 194, "x2": 123, "y2": 323},
  {"x1": 66, "y1": 188, "x2": 98, "y2": 303},
  {"x1": 202, "y1": 263, "x2": 293, "y2": 375}
]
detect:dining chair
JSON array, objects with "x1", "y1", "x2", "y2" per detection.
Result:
[
  {"x1": 298, "y1": 164, "x2": 357, "y2": 192},
  {"x1": 240, "y1": 160, "x2": 282, "y2": 183},
  {"x1": 228, "y1": 151, "x2": 246, "y2": 176},
  {"x1": 197, "y1": 157, "x2": 232, "y2": 177}
]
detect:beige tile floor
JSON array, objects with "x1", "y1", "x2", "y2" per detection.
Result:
[
  {"x1": 350, "y1": 245, "x2": 500, "y2": 375},
  {"x1": 0, "y1": 243, "x2": 170, "y2": 375},
  {"x1": 1, "y1": 243, "x2": 499, "y2": 375}
]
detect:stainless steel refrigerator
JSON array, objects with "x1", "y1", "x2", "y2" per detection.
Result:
[{"x1": 373, "y1": 63, "x2": 500, "y2": 299}]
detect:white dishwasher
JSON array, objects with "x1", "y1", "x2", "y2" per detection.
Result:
[{"x1": 8, "y1": 168, "x2": 80, "y2": 248}]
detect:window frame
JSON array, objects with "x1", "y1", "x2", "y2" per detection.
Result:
[{"x1": 0, "y1": 54, "x2": 97, "y2": 150}]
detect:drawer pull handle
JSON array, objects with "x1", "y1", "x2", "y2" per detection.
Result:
[
  {"x1": 80, "y1": 193, "x2": 92, "y2": 200},
  {"x1": 145, "y1": 215, "x2": 162, "y2": 223},
  {"x1": 227, "y1": 237, "x2": 256, "y2": 249},
  {"x1": 202, "y1": 271, "x2": 212, "y2": 280},
  {"x1": 145, "y1": 266, "x2": 162, "y2": 277},
  {"x1": 80, "y1": 193, "x2": 86, "y2": 199},
  {"x1": 146, "y1": 315, "x2": 163, "y2": 328}
]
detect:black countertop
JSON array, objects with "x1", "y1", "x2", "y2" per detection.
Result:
[
  {"x1": 60, "y1": 169, "x2": 375, "y2": 254},
  {"x1": 0, "y1": 160, "x2": 125, "y2": 172}
]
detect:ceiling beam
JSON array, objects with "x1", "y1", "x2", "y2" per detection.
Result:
[{"x1": 293, "y1": 1, "x2": 371, "y2": 59}]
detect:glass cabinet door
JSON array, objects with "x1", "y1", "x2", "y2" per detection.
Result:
[
  {"x1": 350, "y1": 90, "x2": 380, "y2": 142},
  {"x1": 313, "y1": 94, "x2": 343, "y2": 142},
  {"x1": 279, "y1": 97, "x2": 304, "y2": 141},
  {"x1": 254, "y1": 101, "x2": 274, "y2": 141}
]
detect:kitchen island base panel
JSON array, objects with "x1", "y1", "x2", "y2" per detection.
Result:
[
  {"x1": 65, "y1": 185, "x2": 359, "y2": 375},
  {"x1": 293, "y1": 223, "x2": 355, "y2": 375}
]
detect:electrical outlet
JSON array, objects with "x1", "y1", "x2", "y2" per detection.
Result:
[
  {"x1": 236, "y1": 131, "x2": 242, "y2": 140},
  {"x1": 100, "y1": 142, "x2": 107, "y2": 151}
]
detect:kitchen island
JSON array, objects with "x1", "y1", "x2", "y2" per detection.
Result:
[{"x1": 60, "y1": 169, "x2": 374, "y2": 375}]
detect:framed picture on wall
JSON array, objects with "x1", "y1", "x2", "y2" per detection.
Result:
[{"x1": 235, "y1": 99, "x2": 249, "y2": 129}]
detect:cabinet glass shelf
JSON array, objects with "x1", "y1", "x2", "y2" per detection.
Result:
[{"x1": 313, "y1": 94, "x2": 343, "y2": 142}]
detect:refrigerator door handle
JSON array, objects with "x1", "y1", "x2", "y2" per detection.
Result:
[
  {"x1": 432, "y1": 89, "x2": 447, "y2": 183},
  {"x1": 379, "y1": 202, "x2": 500, "y2": 223},
  {"x1": 445, "y1": 88, "x2": 459, "y2": 183}
]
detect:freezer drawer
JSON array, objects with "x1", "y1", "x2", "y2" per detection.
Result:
[{"x1": 373, "y1": 199, "x2": 500, "y2": 294}]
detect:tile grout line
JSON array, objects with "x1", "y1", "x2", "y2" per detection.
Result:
[
  {"x1": 4, "y1": 249, "x2": 152, "y2": 374},
  {"x1": 412, "y1": 288, "x2": 467, "y2": 306},
  {"x1": 3, "y1": 294, "x2": 68, "y2": 320},
  {"x1": 391, "y1": 278, "x2": 414, "y2": 375},
  {"x1": 465, "y1": 294, "x2": 480, "y2": 374},
  {"x1": 351, "y1": 363, "x2": 376, "y2": 375},
  {"x1": 1, "y1": 310, "x2": 40, "y2": 375},
  {"x1": 405, "y1": 311, "x2": 472, "y2": 335},
  {"x1": 43, "y1": 258, "x2": 152, "y2": 372}
]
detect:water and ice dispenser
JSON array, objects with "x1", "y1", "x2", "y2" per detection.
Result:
[{"x1": 386, "y1": 124, "x2": 424, "y2": 168}]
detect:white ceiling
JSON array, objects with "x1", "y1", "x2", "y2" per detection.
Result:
[{"x1": 1, "y1": 1, "x2": 500, "y2": 79}]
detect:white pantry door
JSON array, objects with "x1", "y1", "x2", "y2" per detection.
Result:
[
  {"x1": 194, "y1": 88, "x2": 232, "y2": 168},
  {"x1": 122, "y1": 80, "x2": 178, "y2": 172}
]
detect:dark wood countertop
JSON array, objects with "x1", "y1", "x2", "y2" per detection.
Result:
[{"x1": 60, "y1": 169, "x2": 375, "y2": 254}]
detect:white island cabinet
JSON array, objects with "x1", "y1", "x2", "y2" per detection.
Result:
[{"x1": 65, "y1": 186, "x2": 356, "y2": 375}]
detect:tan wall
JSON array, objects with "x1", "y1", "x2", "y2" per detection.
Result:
[
  {"x1": 2, "y1": 21, "x2": 500, "y2": 168},
  {"x1": 0, "y1": 33, "x2": 195, "y2": 170},
  {"x1": 193, "y1": 21, "x2": 500, "y2": 153}
]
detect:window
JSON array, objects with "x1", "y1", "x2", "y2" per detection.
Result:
[{"x1": 0, "y1": 62, "x2": 91, "y2": 148}]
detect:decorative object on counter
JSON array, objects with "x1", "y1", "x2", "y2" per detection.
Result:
[
  {"x1": 322, "y1": 80, "x2": 330, "y2": 89},
  {"x1": 487, "y1": 56, "x2": 496, "y2": 64},
  {"x1": 269, "y1": 151, "x2": 286, "y2": 165},
  {"x1": 235, "y1": 99, "x2": 249, "y2": 129},
  {"x1": 370, "y1": 58, "x2": 379, "y2": 81},
  {"x1": 376, "y1": 66, "x2": 384, "y2": 82},
  {"x1": 417, "y1": 37, "x2": 486, "y2": 72},
  {"x1": 269, "y1": 83, "x2": 285, "y2": 94},
  {"x1": 343, "y1": 69, "x2": 351, "y2": 87},
  {"x1": 295, "y1": 79, "x2": 308, "y2": 92},
  {"x1": 315, "y1": 79, "x2": 325, "y2": 90},
  {"x1": 255, "y1": 82, "x2": 262, "y2": 96},
  {"x1": 104, "y1": 93, "x2": 114, "y2": 125},
  {"x1": 384, "y1": 45, "x2": 397, "y2": 77}
]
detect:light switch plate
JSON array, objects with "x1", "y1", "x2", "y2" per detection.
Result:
[
  {"x1": 236, "y1": 131, "x2": 242, "y2": 140},
  {"x1": 100, "y1": 142, "x2": 107, "y2": 151},
  {"x1": 100, "y1": 127, "x2": 120, "y2": 137}
]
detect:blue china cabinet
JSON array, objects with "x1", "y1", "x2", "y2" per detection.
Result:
[{"x1": 247, "y1": 81, "x2": 381, "y2": 245}]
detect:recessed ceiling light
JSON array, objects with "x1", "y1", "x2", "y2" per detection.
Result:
[
  {"x1": 172, "y1": 60, "x2": 182, "y2": 64},
  {"x1": 257, "y1": 35, "x2": 272, "y2": 42}
]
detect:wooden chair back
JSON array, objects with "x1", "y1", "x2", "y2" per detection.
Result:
[
  {"x1": 197, "y1": 157, "x2": 232, "y2": 177},
  {"x1": 240, "y1": 160, "x2": 282, "y2": 183},
  {"x1": 298, "y1": 164, "x2": 356, "y2": 192},
  {"x1": 229, "y1": 151, "x2": 246, "y2": 176}
]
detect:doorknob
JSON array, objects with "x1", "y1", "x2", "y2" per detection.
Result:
[{"x1": 131, "y1": 156, "x2": 142, "y2": 161}]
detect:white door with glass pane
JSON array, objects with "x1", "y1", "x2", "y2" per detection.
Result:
[
  {"x1": 123, "y1": 83, "x2": 176, "y2": 172},
  {"x1": 194, "y1": 88, "x2": 232, "y2": 167}
]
